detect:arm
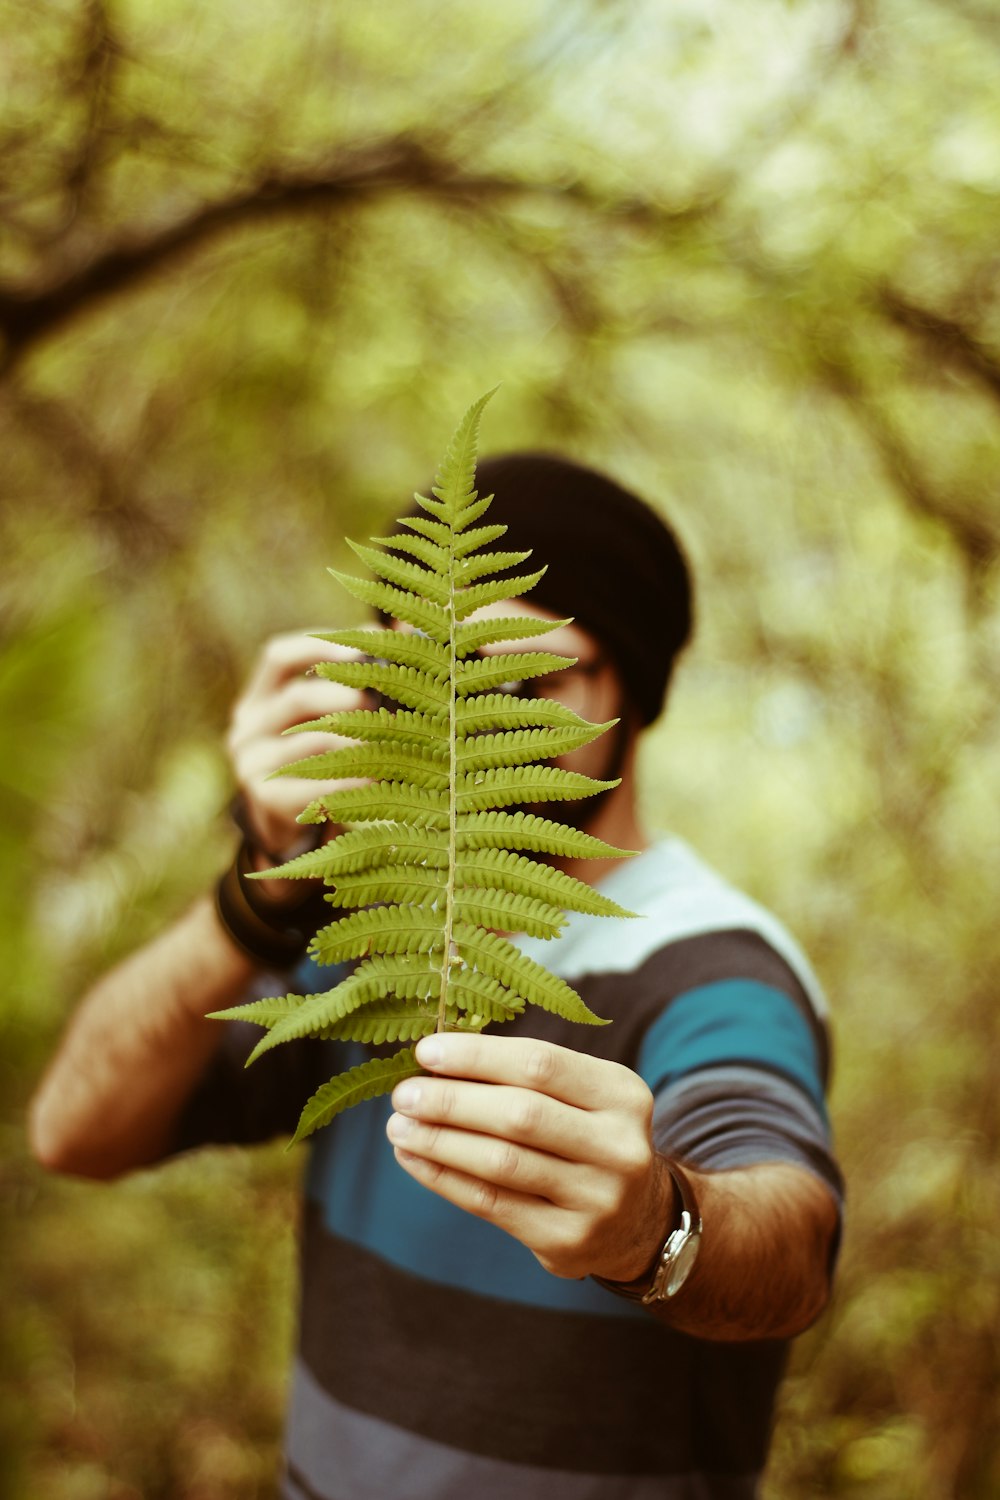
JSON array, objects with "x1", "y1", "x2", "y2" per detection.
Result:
[
  {"x1": 386, "y1": 1032, "x2": 839, "y2": 1343},
  {"x1": 29, "y1": 630, "x2": 368, "y2": 1181},
  {"x1": 29, "y1": 897, "x2": 253, "y2": 1180}
]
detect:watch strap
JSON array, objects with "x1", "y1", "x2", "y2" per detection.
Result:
[
  {"x1": 214, "y1": 836, "x2": 330, "y2": 970},
  {"x1": 592, "y1": 1157, "x2": 702, "y2": 1304}
]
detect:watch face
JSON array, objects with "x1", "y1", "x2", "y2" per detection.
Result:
[{"x1": 664, "y1": 1230, "x2": 700, "y2": 1298}]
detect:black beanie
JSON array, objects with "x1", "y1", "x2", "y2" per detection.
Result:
[{"x1": 465, "y1": 453, "x2": 694, "y2": 726}]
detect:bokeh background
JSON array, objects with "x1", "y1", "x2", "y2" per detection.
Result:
[{"x1": 2, "y1": 1, "x2": 999, "y2": 1495}]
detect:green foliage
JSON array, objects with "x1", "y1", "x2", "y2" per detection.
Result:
[
  {"x1": 6, "y1": 2, "x2": 1000, "y2": 1492},
  {"x1": 210, "y1": 391, "x2": 633, "y2": 1141}
]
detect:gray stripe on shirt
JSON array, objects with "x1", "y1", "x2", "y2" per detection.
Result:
[
  {"x1": 282, "y1": 1357, "x2": 759, "y2": 1500},
  {"x1": 653, "y1": 1064, "x2": 843, "y2": 1202}
]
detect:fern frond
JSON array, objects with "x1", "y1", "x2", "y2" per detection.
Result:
[
  {"x1": 449, "y1": 494, "x2": 496, "y2": 532},
  {"x1": 270, "y1": 743, "x2": 448, "y2": 789},
  {"x1": 455, "y1": 765, "x2": 618, "y2": 812},
  {"x1": 325, "y1": 865, "x2": 446, "y2": 909},
  {"x1": 316, "y1": 781, "x2": 450, "y2": 828},
  {"x1": 455, "y1": 652, "x2": 576, "y2": 696},
  {"x1": 456, "y1": 846, "x2": 638, "y2": 919},
  {"x1": 312, "y1": 628, "x2": 450, "y2": 676},
  {"x1": 455, "y1": 549, "x2": 532, "y2": 585},
  {"x1": 452, "y1": 923, "x2": 607, "y2": 1026},
  {"x1": 453, "y1": 887, "x2": 566, "y2": 940},
  {"x1": 312, "y1": 659, "x2": 450, "y2": 714},
  {"x1": 247, "y1": 953, "x2": 441, "y2": 1061},
  {"x1": 328, "y1": 570, "x2": 450, "y2": 643},
  {"x1": 446, "y1": 967, "x2": 524, "y2": 1020},
  {"x1": 456, "y1": 694, "x2": 597, "y2": 735},
  {"x1": 285, "y1": 707, "x2": 444, "y2": 748},
  {"x1": 457, "y1": 722, "x2": 615, "y2": 771},
  {"x1": 381, "y1": 533, "x2": 451, "y2": 573},
  {"x1": 254, "y1": 823, "x2": 448, "y2": 882},
  {"x1": 289, "y1": 1049, "x2": 423, "y2": 1146},
  {"x1": 456, "y1": 809, "x2": 634, "y2": 860},
  {"x1": 454, "y1": 614, "x2": 571, "y2": 656},
  {"x1": 321, "y1": 1000, "x2": 440, "y2": 1046},
  {"x1": 308, "y1": 903, "x2": 444, "y2": 965},
  {"x1": 346, "y1": 539, "x2": 451, "y2": 608},
  {"x1": 397, "y1": 513, "x2": 451, "y2": 547},
  {"x1": 206, "y1": 993, "x2": 308, "y2": 1028},
  {"x1": 213, "y1": 390, "x2": 642, "y2": 1131},
  {"x1": 453, "y1": 569, "x2": 547, "y2": 620},
  {"x1": 452, "y1": 523, "x2": 509, "y2": 558}
]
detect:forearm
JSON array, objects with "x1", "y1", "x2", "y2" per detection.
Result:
[
  {"x1": 649, "y1": 1157, "x2": 839, "y2": 1342},
  {"x1": 29, "y1": 896, "x2": 256, "y2": 1181}
]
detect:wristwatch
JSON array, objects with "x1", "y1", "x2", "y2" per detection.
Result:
[{"x1": 592, "y1": 1157, "x2": 702, "y2": 1305}]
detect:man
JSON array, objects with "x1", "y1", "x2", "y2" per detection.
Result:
[{"x1": 31, "y1": 454, "x2": 842, "y2": 1499}]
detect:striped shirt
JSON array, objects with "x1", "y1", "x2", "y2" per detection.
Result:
[{"x1": 177, "y1": 837, "x2": 841, "y2": 1500}]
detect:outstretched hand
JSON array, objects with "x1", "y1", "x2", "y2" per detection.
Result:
[{"x1": 387, "y1": 1033, "x2": 675, "y2": 1283}]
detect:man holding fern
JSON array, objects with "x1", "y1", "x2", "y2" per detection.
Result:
[{"x1": 32, "y1": 449, "x2": 842, "y2": 1500}]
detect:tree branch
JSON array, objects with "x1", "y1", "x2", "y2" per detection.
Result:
[
  {"x1": 817, "y1": 349, "x2": 999, "y2": 589},
  {"x1": 0, "y1": 136, "x2": 717, "y2": 376},
  {"x1": 876, "y1": 285, "x2": 1000, "y2": 409}
]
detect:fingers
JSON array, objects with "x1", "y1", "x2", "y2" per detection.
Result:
[
  {"x1": 413, "y1": 1032, "x2": 651, "y2": 1116},
  {"x1": 388, "y1": 1108, "x2": 580, "y2": 1207},
  {"x1": 389, "y1": 1075, "x2": 594, "y2": 1166},
  {"x1": 226, "y1": 629, "x2": 374, "y2": 854}
]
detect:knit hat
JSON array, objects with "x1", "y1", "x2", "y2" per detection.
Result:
[{"x1": 467, "y1": 453, "x2": 694, "y2": 726}]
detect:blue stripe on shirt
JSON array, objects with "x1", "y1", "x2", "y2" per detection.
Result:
[
  {"x1": 304, "y1": 1091, "x2": 645, "y2": 1318},
  {"x1": 636, "y1": 979, "x2": 826, "y2": 1115}
]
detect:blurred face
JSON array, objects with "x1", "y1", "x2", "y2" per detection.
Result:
[{"x1": 466, "y1": 598, "x2": 628, "y2": 784}]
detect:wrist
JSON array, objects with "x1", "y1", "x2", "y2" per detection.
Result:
[
  {"x1": 214, "y1": 794, "x2": 330, "y2": 970},
  {"x1": 592, "y1": 1157, "x2": 703, "y2": 1305}
]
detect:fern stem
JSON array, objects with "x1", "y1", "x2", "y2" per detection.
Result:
[{"x1": 437, "y1": 516, "x2": 459, "y2": 1032}]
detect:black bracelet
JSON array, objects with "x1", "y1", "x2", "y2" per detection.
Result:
[{"x1": 214, "y1": 837, "x2": 330, "y2": 971}]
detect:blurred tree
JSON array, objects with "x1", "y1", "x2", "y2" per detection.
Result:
[{"x1": 2, "y1": 0, "x2": 998, "y2": 1495}]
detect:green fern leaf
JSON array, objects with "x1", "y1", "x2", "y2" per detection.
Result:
[
  {"x1": 452, "y1": 922, "x2": 608, "y2": 1026},
  {"x1": 455, "y1": 652, "x2": 576, "y2": 695},
  {"x1": 286, "y1": 706, "x2": 445, "y2": 748},
  {"x1": 346, "y1": 539, "x2": 452, "y2": 608},
  {"x1": 453, "y1": 887, "x2": 566, "y2": 940},
  {"x1": 270, "y1": 743, "x2": 448, "y2": 789},
  {"x1": 308, "y1": 903, "x2": 444, "y2": 966},
  {"x1": 457, "y1": 723, "x2": 615, "y2": 771},
  {"x1": 456, "y1": 846, "x2": 638, "y2": 919},
  {"x1": 325, "y1": 865, "x2": 446, "y2": 909},
  {"x1": 396, "y1": 513, "x2": 452, "y2": 547},
  {"x1": 206, "y1": 993, "x2": 308, "y2": 1028},
  {"x1": 212, "y1": 389, "x2": 640, "y2": 1131},
  {"x1": 328, "y1": 570, "x2": 450, "y2": 643},
  {"x1": 322, "y1": 1000, "x2": 440, "y2": 1046},
  {"x1": 254, "y1": 823, "x2": 448, "y2": 882},
  {"x1": 316, "y1": 781, "x2": 450, "y2": 828},
  {"x1": 455, "y1": 764, "x2": 618, "y2": 812},
  {"x1": 312, "y1": 627, "x2": 450, "y2": 676},
  {"x1": 452, "y1": 523, "x2": 509, "y2": 559},
  {"x1": 289, "y1": 1049, "x2": 423, "y2": 1145},
  {"x1": 454, "y1": 614, "x2": 571, "y2": 656},
  {"x1": 455, "y1": 809, "x2": 634, "y2": 860},
  {"x1": 381, "y1": 532, "x2": 451, "y2": 573},
  {"x1": 313, "y1": 659, "x2": 450, "y2": 714},
  {"x1": 246, "y1": 953, "x2": 441, "y2": 1061},
  {"x1": 456, "y1": 694, "x2": 597, "y2": 734},
  {"x1": 453, "y1": 569, "x2": 547, "y2": 620},
  {"x1": 455, "y1": 548, "x2": 532, "y2": 585},
  {"x1": 445, "y1": 968, "x2": 523, "y2": 1022}
]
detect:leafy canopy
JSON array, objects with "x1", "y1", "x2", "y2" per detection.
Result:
[{"x1": 210, "y1": 391, "x2": 636, "y2": 1143}]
